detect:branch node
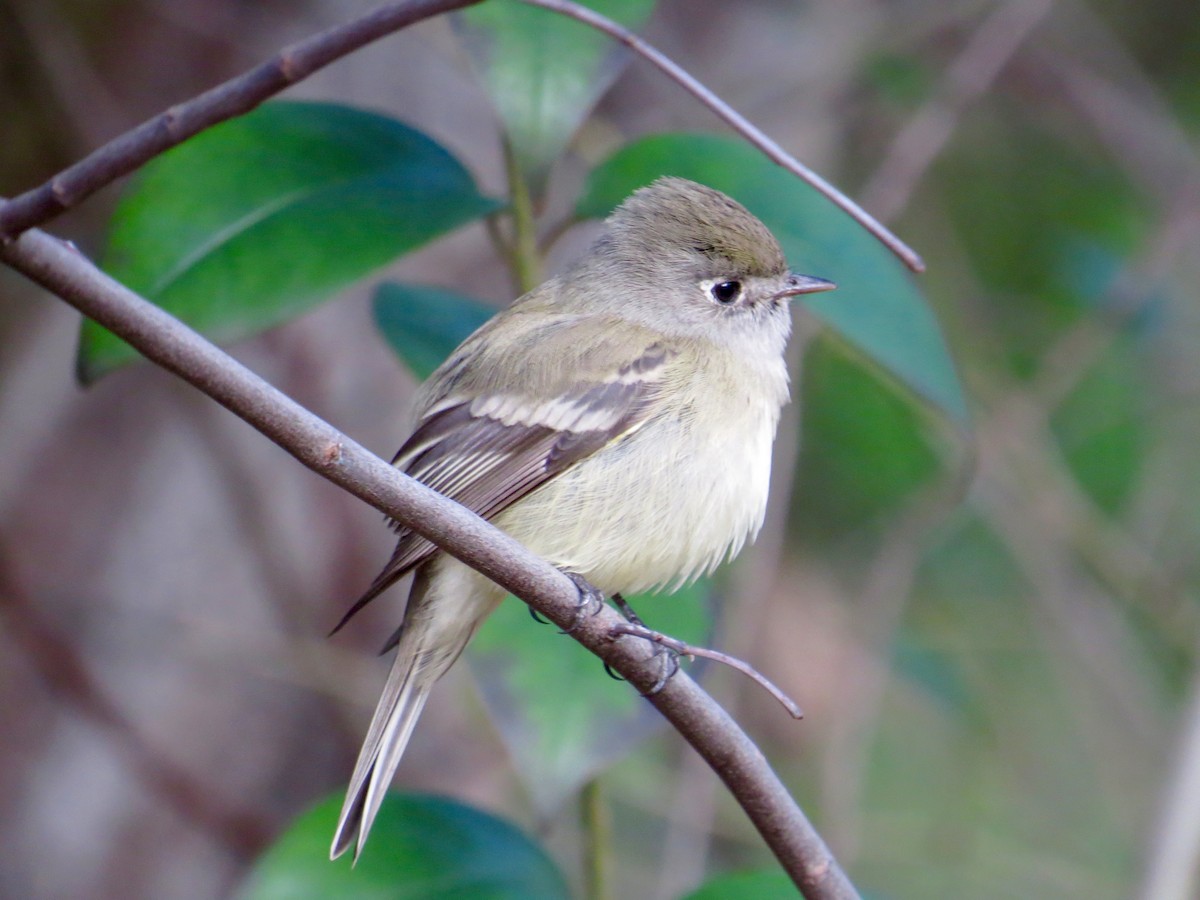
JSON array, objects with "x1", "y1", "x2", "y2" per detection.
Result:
[
  {"x1": 163, "y1": 105, "x2": 186, "y2": 140},
  {"x1": 321, "y1": 440, "x2": 345, "y2": 467},
  {"x1": 277, "y1": 50, "x2": 302, "y2": 83},
  {"x1": 50, "y1": 178, "x2": 74, "y2": 207}
]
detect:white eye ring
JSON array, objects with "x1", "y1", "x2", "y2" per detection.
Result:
[{"x1": 705, "y1": 278, "x2": 743, "y2": 305}]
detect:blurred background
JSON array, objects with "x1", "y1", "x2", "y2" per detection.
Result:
[{"x1": 3, "y1": 0, "x2": 1200, "y2": 897}]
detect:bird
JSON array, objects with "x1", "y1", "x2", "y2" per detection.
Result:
[{"x1": 329, "y1": 176, "x2": 834, "y2": 860}]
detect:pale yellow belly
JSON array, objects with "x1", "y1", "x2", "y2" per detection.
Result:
[{"x1": 494, "y1": 397, "x2": 779, "y2": 595}]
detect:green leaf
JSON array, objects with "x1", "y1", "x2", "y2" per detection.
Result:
[
  {"x1": 687, "y1": 869, "x2": 892, "y2": 900},
  {"x1": 469, "y1": 581, "x2": 711, "y2": 813},
  {"x1": 792, "y1": 334, "x2": 941, "y2": 541},
  {"x1": 577, "y1": 133, "x2": 968, "y2": 423},
  {"x1": 373, "y1": 283, "x2": 498, "y2": 380},
  {"x1": 892, "y1": 634, "x2": 978, "y2": 722},
  {"x1": 1050, "y1": 333, "x2": 1146, "y2": 515},
  {"x1": 239, "y1": 792, "x2": 570, "y2": 900},
  {"x1": 683, "y1": 868, "x2": 797, "y2": 900},
  {"x1": 456, "y1": 0, "x2": 657, "y2": 190},
  {"x1": 83, "y1": 101, "x2": 500, "y2": 381}
]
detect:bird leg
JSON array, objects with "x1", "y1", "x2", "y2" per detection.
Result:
[{"x1": 610, "y1": 592, "x2": 645, "y2": 626}]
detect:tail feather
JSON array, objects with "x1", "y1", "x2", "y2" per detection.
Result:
[
  {"x1": 331, "y1": 559, "x2": 503, "y2": 861},
  {"x1": 330, "y1": 655, "x2": 431, "y2": 860}
]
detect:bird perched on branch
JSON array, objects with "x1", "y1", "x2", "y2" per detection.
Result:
[{"x1": 330, "y1": 176, "x2": 834, "y2": 860}]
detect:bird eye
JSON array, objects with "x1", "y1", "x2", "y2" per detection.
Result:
[{"x1": 710, "y1": 280, "x2": 742, "y2": 305}]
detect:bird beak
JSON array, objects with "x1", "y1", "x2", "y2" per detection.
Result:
[{"x1": 775, "y1": 272, "x2": 836, "y2": 300}]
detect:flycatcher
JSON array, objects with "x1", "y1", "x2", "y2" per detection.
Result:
[{"x1": 330, "y1": 176, "x2": 834, "y2": 859}]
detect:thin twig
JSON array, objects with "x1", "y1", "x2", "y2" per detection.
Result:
[
  {"x1": 580, "y1": 778, "x2": 611, "y2": 900},
  {"x1": 1140, "y1": 661, "x2": 1200, "y2": 900},
  {"x1": 0, "y1": 0, "x2": 922, "y2": 278},
  {"x1": 0, "y1": 0, "x2": 483, "y2": 241},
  {"x1": 819, "y1": 473, "x2": 970, "y2": 860},
  {"x1": 610, "y1": 623, "x2": 805, "y2": 720},
  {"x1": 0, "y1": 225, "x2": 860, "y2": 900},
  {"x1": 860, "y1": 0, "x2": 1055, "y2": 223},
  {"x1": 502, "y1": 135, "x2": 542, "y2": 294},
  {"x1": 973, "y1": 418, "x2": 1166, "y2": 739},
  {"x1": 1048, "y1": 0, "x2": 1200, "y2": 207},
  {"x1": 515, "y1": 0, "x2": 925, "y2": 274}
]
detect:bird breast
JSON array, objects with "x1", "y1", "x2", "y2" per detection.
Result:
[{"x1": 494, "y1": 350, "x2": 788, "y2": 596}]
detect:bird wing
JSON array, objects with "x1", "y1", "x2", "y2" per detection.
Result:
[{"x1": 331, "y1": 324, "x2": 675, "y2": 633}]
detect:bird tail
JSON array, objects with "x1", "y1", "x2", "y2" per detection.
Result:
[
  {"x1": 329, "y1": 641, "x2": 433, "y2": 861},
  {"x1": 330, "y1": 564, "x2": 496, "y2": 861}
]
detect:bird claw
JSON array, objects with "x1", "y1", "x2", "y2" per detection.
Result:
[
  {"x1": 645, "y1": 643, "x2": 680, "y2": 695},
  {"x1": 557, "y1": 579, "x2": 680, "y2": 695},
  {"x1": 561, "y1": 572, "x2": 605, "y2": 633},
  {"x1": 607, "y1": 621, "x2": 684, "y2": 695}
]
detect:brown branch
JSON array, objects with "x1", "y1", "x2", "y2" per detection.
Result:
[
  {"x1": 0, "y1": 0, "x2": 483, "y2": 241},
  {"x1": 517, "y1": 0, "x2": 925, "y2": 274},
  {"x1": 0, "y1": 226, "x2": 861, "y2": 900},
  {"x1": 0, "y1": 2, "x2": 868, "y2": 892}
]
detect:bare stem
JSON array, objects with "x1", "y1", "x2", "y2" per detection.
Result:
[
  {"x1": 502, "y1": 136, "x2": 543, "y2": 294},
  {"x1": 580, "y1": 778, "x2": 611, "y2": 900}
]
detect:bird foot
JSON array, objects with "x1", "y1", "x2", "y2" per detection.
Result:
[
  {"x1": 527, "y1": 572, "x2": 606, "y2": 629},
  {"x1": 561, "y1": 571, "x2": 605, "y2": 633},
  {"x1": 607, "y1": 621, "x2": 682, "y2": 694},
  {"x1": 608, "y1": 622, "x2": 805, "y2": 718}
]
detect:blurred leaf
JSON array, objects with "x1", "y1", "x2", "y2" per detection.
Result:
[
  {"x1": 240, "y1": 792, "x2": 569, "y2": 899},
  {"x1": 455, "y1": 0, "x2": 656, "y2": 190},
  {"x1": 1056, "y1": 236, "x2": 1124, "y2": 311},
  {"x1": 853, "y1": 514, "x2": 1145, "y2": 898},
  {"x1": 863, "y1": 53, "x2": 934, "y2": 108},
  {"x1": 891, "y1": 635, "x2": 977, "y2": 722},
  {"x1": 683, "y1": 867, "x2": 797, "y2": 899},
  {"x1": 374, "y1": 283, "x2": 497, "y2": 380},
  {"x1": 793, "y1": 336, "x2": 940, "y2": 541},
  {"x1": 469, "y1": 581, "x2": 711, "y2": 813},
  {"x1": 83, "y1": 101, "x2": 499, "y2": 381},
  {"x1": 938, "y1": 115, "x2": 1146, "y2": 378},
  {"x1": 577, "y1": 132, "x2": 967, "y2": 423},
  {"x1": 1050, "y1": 334, "x2": 1146, "y2": 516},
  {"x1": 948, "y1": 116, "x2": 1145, "y2": 299}
]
